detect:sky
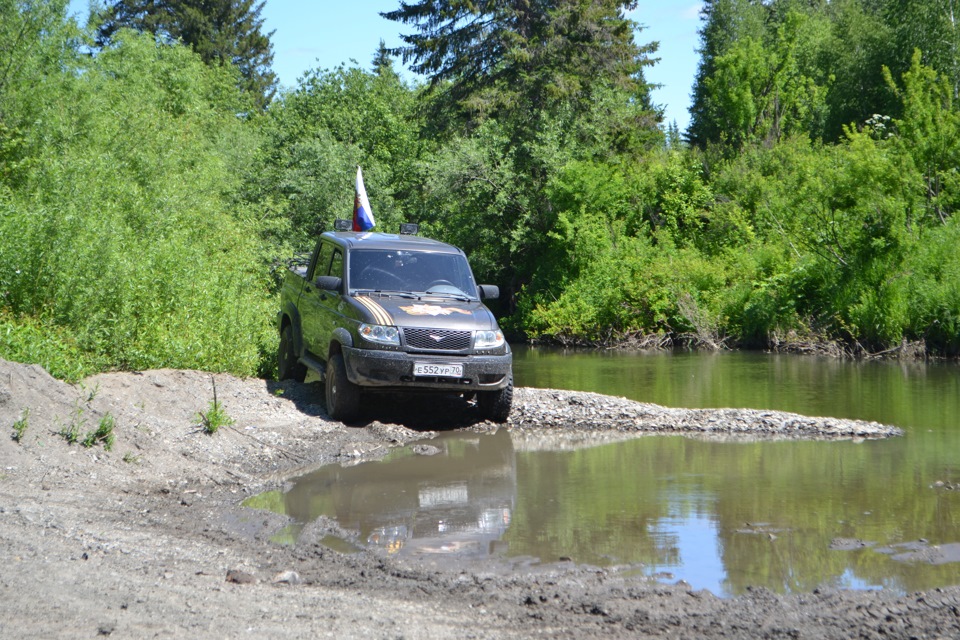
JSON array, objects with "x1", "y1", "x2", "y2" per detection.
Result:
[{"x1": 67, "y1": 1, "x2": 703, "y2": 131}]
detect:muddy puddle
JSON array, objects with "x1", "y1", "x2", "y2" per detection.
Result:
[
  {"x1": 246, "y1": 429, "x2": 960, "y2": 597},
  {"x1": 246, "y1": 430, "x2": 516, "y2": 561}
]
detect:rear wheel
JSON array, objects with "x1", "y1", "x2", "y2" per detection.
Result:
[
  {"x1": 278, "y1": 324, "x2": 306, "y2": 382},
  {"x1": 325, "y1": 353, "x2": 360, "y2": 421},
  {"x1": 478, "y1": 374, "x2": 513, "y2": 423}
]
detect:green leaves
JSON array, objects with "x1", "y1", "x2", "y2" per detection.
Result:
[
  {"x1": 695, "y1": 8, "x2": 831, "y2": 149},
  {"x1": 885, "y1": 49, "x2": 960, "y2": 225},
  {"x1": 383, "y1": 0, "x2": 658, "y2": 126},
  {"x1": 0, "y1": 26, "x2": 275, "y2": 377},
  {"x1": 95, "y1": 0, "x2": 277, "y2": 109},
  {"x1": 261, "y1": 64, "x2": 422, "y2": 246}
]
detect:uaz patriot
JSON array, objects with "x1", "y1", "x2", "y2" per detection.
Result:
[{"x1": 278, "y1": 223, "x2": 513, "y2": 422}]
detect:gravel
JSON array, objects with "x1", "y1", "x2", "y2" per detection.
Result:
[{"x1": 1, "y1": 358, "x2": 954, "y2": 640}]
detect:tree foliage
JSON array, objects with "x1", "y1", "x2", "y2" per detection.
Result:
[
  {"x1": 1, "y1": 14, "x2": 275, "y2": 378},
  {"x1": 257, "y1": 64, "x2": 422, "y2": 247},
  {"x1": 95, "y1": 0, "x2": 277, "y2": 109},
  {"x1": 380, "y1": 0, "x2": 663, "y2": 313},
  {"x1": 690, "y1": 0, "x2": 960, "y2": 147},
  {"x1": 4, "y1": 0, "x2": 960, "y2": 379},
  {"x1": 382, "y1": 0, "x2": 658, "y2": 122}
]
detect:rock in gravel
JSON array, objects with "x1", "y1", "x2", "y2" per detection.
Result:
[
  {"x1": 225, "y1": 569, "x2": 257, "y2": 585},
  {"x1": 412, "y1": 444, "x2": 441, "y2": 456},
  {"x1": 272, "y1": 570, "x2": 302, "y2": 585}
]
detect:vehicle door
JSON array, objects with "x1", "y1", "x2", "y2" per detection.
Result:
[
  {"x1": 317, "y1": 247, "x2": 347, "y2": 349},
  {"x1": 300, "y1": 242, "x2": 340, "y2": 360}
]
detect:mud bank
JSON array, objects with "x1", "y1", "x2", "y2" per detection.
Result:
[{"x1": 1, "y1": 359, "x2": 955, "y2": 640}]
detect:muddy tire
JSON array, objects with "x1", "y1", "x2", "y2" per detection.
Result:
[
  {"x1": 278, "y1": 324, "x2": 306, "y2": 382},
  {"x1": 478, "y1": 374, "x2": 513, "y2": 423},
  {"x1": 325, "y1": 353, "x2": 360, "y2": 421}
]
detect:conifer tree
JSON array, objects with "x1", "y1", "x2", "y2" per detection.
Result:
[
  {"x1": 372, "y1": 39, "x2": 397, "y2": 78},
  {"x1": 96, "y1": 0, "x2": 277, "y2": 109},
  {"x1": 381, "y1": 0, "x2": 658, "y2": 122}
]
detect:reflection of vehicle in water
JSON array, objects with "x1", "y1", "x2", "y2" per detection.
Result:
[{"x1": 281, "y1": 429, "x2": 516, "y2": 558}]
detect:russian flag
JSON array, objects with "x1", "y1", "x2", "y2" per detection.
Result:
[{"x1": 353, "y1": 166, "x2": 375, "y2": 231}]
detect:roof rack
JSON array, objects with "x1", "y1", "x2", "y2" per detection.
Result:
[{"x1": 332, "y1": 220, "x2": 419, "y2": 235}]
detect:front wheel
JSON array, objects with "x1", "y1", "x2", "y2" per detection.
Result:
[
  {"x1": 477, "y1": 374, "x2": 513, "y2": 423},
  {"x1": 325, "y1": 353, "x2": 360, "y2": 421}
]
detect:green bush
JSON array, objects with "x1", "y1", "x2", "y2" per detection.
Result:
[
  {"x1": 0, "y1": 31, "x2": 277, "y2": 377},
  {"x1": 0, "y1": 311, "x2": 103, "y2": 382}
]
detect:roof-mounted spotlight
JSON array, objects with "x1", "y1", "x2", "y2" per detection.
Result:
[
  {"x1": 399, "y1": 223, "x2": 419, "y2": 235},
  {"x1": 333, "y1": 218, "x2": 353, "y2": 232}
]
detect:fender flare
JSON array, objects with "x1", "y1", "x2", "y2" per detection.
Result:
[
  {"x1": 277, "y1": 302, "x2": 305, "y2": 357},
  {"x1": 330, "y1": 327, "x2": 355, "y2": 357}
]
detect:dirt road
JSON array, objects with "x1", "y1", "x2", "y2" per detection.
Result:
[{"x1": 1, "y1": 359, "x2": 955, "y2": 639}]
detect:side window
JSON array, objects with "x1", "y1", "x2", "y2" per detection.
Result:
[
  {"x1": 312, "y1": 243, "x2": 332, "y2": 279},
  {"x1": 330, "y1": 249, "x2": 344, "y2": 280}
]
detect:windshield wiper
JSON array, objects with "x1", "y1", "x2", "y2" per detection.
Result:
[
  {"x1": 423, "y1": 291, "x2": 473, "y2": 302},
  {"x1": 354, "y1": 289, "x2": 421, "y2": 299}
]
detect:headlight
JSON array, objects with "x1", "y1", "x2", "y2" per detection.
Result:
[
  {"x1": 359, "y1": 323, "x2": 400, "y2": 346},
  {"x1": 474, "y1": 329, "x2": 505, "y2": 349}
]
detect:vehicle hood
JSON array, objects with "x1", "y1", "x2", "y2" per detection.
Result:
[{"x1": 352, "y1": 295, "x2": 498, "y2": 330}]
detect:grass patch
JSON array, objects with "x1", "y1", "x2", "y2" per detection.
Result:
[
  {"x1": 197, "y1": 399, "x2": 234, "y2": 434},
  {"x1": 196, "y1": 377, "x2": 233, "y2": 434},
  {"x1": 55, "y1": 403, "x2": 86, "y2": 445},
  {"x1": 81, "y1": 414, "x2": 116, "y2": 451},
  {"x1": 54, "y1": 402, "x2": 117, "y2": 451},
  {"x1": 11, "y1": 409, "x2": 29, "y2": 443}
]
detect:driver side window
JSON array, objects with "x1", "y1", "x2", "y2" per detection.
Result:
[
  {"x1": 330, "y1": 249, "x2": 344, "y2": 279},
  {"x1": 312, "y1": 243, "x2": 332, "y2": 279}
]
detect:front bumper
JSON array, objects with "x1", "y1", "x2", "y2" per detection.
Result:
[{"x1": 342, "y1": 346, "x2": 512, "y2": 391}]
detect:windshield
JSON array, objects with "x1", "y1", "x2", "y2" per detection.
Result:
[{"x1": 348, "y1": 249, "x2": 480, "y2": 298}]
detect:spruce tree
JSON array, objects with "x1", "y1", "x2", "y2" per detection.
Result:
[
  {"x1": 96, "y1": 0, "x2": 277, "y2": 109},
  {"x1": 381, "y1": 0, "x2": 658, "y2": 122},
  {"x1": 372, "y1": 39, "x2": 397, "y2": 78}
]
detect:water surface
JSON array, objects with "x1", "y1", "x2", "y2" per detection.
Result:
[{"x1": 252, "y1": 348, "x2": 960, "y2": 596}]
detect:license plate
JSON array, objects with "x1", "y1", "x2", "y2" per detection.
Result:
[{"x1": 413, "y1": 362, "x2": 463, "y2": 378}]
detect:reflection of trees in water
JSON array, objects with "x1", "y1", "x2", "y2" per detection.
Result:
[
  {"x1": 710, "y1": 439, "x2": 960, "y2": 595},
  {"x1": 508, "y1": 439, "x2": 686, "y2": 568},
  {"x1": 508, "y1": 434, "x2": 960, "y2": 595},
  {"x1": 270, "y1": 407, "x2": 960, "y2": 594}
]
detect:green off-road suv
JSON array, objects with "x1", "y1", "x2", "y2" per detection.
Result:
[{"x1": 277, "y1": 225, "x2": 513, "y2": 422}]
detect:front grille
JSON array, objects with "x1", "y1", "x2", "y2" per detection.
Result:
[{"x1": 403, "y1": 328, "x2": 472, "y2": 351}]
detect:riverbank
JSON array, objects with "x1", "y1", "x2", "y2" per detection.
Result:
[
  {"x1": 2, "y1": 359, "x2": 956, "y2": 639},
  {"x1": 527, "y1": 330, "x2": 949, "y2": 361}
]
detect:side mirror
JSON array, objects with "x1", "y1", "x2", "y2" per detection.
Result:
[
  {"x1": 314, "y1": 275, "x2": 342, "y2": 292},
  {"x1": 478, "y1": 284, "x2": 499, "y2": 300}
]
